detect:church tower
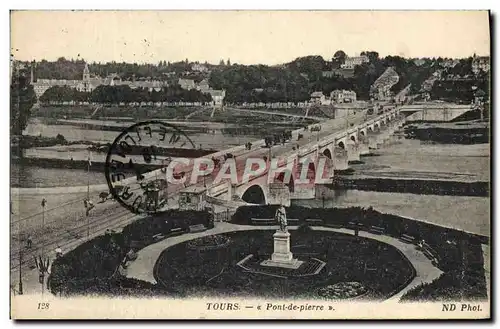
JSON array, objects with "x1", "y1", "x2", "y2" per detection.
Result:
[{"x1": 83, "y1": 63, "x2": 90, "y2": 81}]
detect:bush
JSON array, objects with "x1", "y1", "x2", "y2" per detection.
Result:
[
  {"x1": 297, "y1": 223, "x2": 313, "y2": 234},
  {"x1": 55, "y1": 133, "x2": 67, "y2": 144},
  {"x1": 48, "y1": 233, "x2": 126, "y2": 295},
  {"x1": 48, "y1": 210, "x2": 213, "y2": 296},
  {"x1": 400, "y1": 268, "x2": 487, "y2": 302}
]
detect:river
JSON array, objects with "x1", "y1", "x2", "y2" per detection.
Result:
[
  {"x1": 293, "y1": 190, "x2": 489, "y2": 236},
  {"x1": 23, "y1": 118, "x2": 300, "y2": 150},
  {"x1": 13, "y1": 117, "x2": 300, "y2": 188}
]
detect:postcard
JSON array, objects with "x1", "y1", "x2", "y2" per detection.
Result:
[{"x1": 10, "y1": 10, "x2": 490, "y2": 319}]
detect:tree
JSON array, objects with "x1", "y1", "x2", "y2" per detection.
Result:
[
  {"x1": 333, "y1": 50, "x2": 347, "y2": 63},
  {"x1": 365, "y1": 51, "x2": 379, "y2": 63},
  {"x1": 11, "y1": 64, "x2": 37, "y2": 135},
  {"x1": 227, "y1": 58, "x2": 231, "y2": 66}
]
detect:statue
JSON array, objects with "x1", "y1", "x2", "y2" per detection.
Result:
[{"x1": 275, "y1": 205, "x2": 288, "y2": 232}]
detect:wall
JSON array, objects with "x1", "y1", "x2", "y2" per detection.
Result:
[{"x1": 268, "y1": 183, "x2": 291, "y2": 206}]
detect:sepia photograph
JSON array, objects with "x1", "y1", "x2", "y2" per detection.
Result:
[{"x1": 9, "y1": 10, "x2": 491, "y2": 319}]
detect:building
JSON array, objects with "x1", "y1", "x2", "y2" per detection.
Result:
[
  {"x1": 322, "y1": 71, "x2": 336, "y2": 78},
  {"x1": 369, "y1": 67, "x2": 400, "y2": 101},
  {"x1": 178, "y1": 78, "x2": 196, "y2": 90},
  {"x1": 472, "y1": 55, "x2": 490, "y2": 74},
  {"x1": 413, "y1": 58, "x2": 426, "y2": 67},
  {"x1": 178, "y1": 186, "x2": 207, "y2": 211},
  {"x1": 330, "y1": 90, "x2": 356, "y2": 103},
  {"x1": 196, "y1": 79, "x2": 210, "y2": 93},
  {"x1": 208, "y1": 89, "x2": 226, "y2": 106},
  {"x1": 441, "y1": 59, "x2": 460, "y2": 68},
  {"x1": 473, "y1": 89, "x2": 486, "y2": 106},
  {"x1": 32, "y1": 62, "x2": 168, "y2": 98},
  {"x1": 310, "y1": 91, "x2": 326, "y2": 105},
  {"x1": 394, "y1": 84, "x2": 411, "y2": 103},
  {"x1": 341, "y1": 55, "x2": 369, "y2": 69},
  {"x1": 32, "y1": 63, "x2": 90, "y2": 98}
]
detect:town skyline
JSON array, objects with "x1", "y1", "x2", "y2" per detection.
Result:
[
  {"x1": 11, "y1": 11, "x2": 490, "y2": 65},
  {"x1": 12, "y1": 52, "x2": 487, "y2": 66}
]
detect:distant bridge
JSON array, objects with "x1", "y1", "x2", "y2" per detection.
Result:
[{"x1": 401, "y1": 102, "x2": 474, "y2": 122}]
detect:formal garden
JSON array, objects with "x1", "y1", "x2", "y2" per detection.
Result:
[
  {"x1": 47, "y1": 205, "x2": 488, "y2": 301},
  {"x1": 153, "y1": 229, "x2": 415, "y2": 300}
]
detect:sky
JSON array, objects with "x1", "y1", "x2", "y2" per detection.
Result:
[{"x1": 10, "y1": 11, "x2": 490, "y2": 65}]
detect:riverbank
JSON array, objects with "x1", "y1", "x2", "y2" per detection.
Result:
[
  {"x1": 11, "y1": 156, "x2": 162, "y2": 173},
  {"x1": 333, "y1": 177, "x2": 489, "y2": 197},
  {"x1": 352, "y1": 139, "x2": 489, "y2": 183},
  {"x1": 293, "y1": 191, "x2": 489, "y2": 237},
  {"x1": 403, "y1": 120, "x2": 489, "y2": 144},
  {"x1": 12, "y1": 134, "x2": 218, "y2": 158}
]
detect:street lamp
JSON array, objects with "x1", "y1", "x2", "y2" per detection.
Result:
[
  {"x1": 18, "y1": 249, "x2": 23, "y2": 295},
  {"x1": 41, "y1": 198, "x2": 47, "y2": 234}
]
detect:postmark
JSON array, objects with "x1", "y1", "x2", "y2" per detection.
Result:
[{"x1": 104, "y1": 120, "x2": 196, "y2": 214}]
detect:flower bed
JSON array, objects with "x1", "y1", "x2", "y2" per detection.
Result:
[
  {"x1": 317, "y1": 282, "x2": 368, "y2": 300},
  {"x1": 187, "y1": 235, "x2": 231, "y2": 251}
]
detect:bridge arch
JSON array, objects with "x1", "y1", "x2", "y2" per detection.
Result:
[
  {"x1": 241, "y1": 184, "x2": 267, "y2": 204},
  {"x1": 350, "y1": 135, "x2": 356, "y2": 142},
  {"x1": 374, "y1": 122, "x2": 380, "y2": 130},
  {"x1": 338, "y1": 141, "x2": 345, "y2": 149},
  {"x1": 360, "y1": 130, "x2": 366, "y2": 136}
]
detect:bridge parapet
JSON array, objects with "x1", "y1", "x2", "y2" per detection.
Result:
[{"x1": 316, "y1": 108, "x2": 399, "y2": 149}]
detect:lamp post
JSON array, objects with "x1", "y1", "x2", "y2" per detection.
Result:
[
  {"x1": 18, "y1": 249, "x2": 23, "y2": 295},
  {"x1": 86, "y1": 150, "x2": 92, "y2": 240},
  {"x1": 41, "y1": 198, "x2": 47, "y2": 235},
  {"x1": 18, "y1": 185, "x2": 23, "y2": 294}
]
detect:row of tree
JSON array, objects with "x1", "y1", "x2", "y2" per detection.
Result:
[
  {"x1": 430, "y1": 79, "x2": 489, "y2": 104},
  {"x1": 39, "y1": 84, "x2": 213, "y2": 104},
  {"x1": 11, "y1": 65, "x2": 37, "y2": 135}
]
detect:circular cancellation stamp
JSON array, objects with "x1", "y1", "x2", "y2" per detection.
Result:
[{"x1": 104, "y1": 120, "x2": 196, "y2": 214}]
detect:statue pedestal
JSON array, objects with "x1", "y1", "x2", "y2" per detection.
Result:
[{"x1": 260, "y1": 230, "x2": 303, "y2": 269}]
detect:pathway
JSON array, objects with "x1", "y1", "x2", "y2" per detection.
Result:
[{"x1": 124, "y1": 222, "x2": 443, "y2": 301}]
